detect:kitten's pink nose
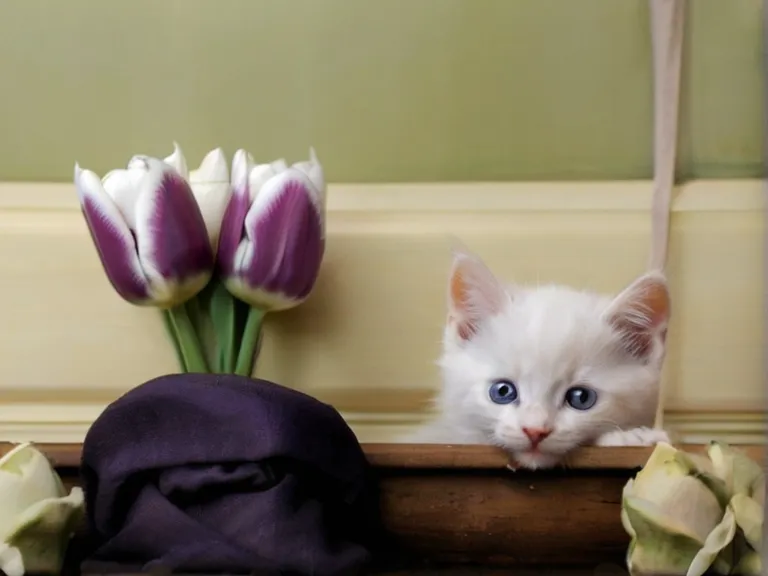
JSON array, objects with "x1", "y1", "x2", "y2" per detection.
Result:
[{"x1": 522, "y1": 427, "x2": 552, "y2": 447}]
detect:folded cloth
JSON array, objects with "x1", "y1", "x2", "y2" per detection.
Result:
[{"x1": 80, "y1": 374, "x2": 377, "y2": 576}]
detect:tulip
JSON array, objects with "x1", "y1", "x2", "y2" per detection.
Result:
[
  {"x1": 163, "y1": 143, "x2": 232, "y2": 251},
  {"x1": 621, "y1": 442, "x2": 764, "y2": 576},
  {"x1": 75, "y1": 155, "x2": 214, "y2": 307},
  {"x1": 0, "y1": 444, "x2": 84, "y2": 576},
  {"x1": 216, "y1": 148, "x2": 326, "y2": 376},
  {"x1": 218, "y1": 148, "x2": 326, "y2": 311},
  {"x1": 75, "y1": 155, "x2": 214, "y2": 372}
]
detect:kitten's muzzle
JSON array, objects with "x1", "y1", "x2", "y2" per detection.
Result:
[{"x1": 522, "y1": 427, "x2": 552, "y2": 448}]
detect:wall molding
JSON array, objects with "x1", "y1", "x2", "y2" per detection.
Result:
[
  {"x1": 0, "y1": 400, "x2": 763, "y2": 445},
  {"x1": 0, "y1": 179, "x2": 761, "y2": 213},
  {"x1": 0, "y1": 179, "x2": 763, "y2": 444}
]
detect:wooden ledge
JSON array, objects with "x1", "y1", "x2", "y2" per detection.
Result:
[
  {"x1": 2, "y1": 441, "x2": 763, "y2": 569},
  {"x1": 362, "y1": 443, "x2": 764, "y2": 469},
  {"x1": 1, "y1": 442, "x2": 763, "y2": 471}
]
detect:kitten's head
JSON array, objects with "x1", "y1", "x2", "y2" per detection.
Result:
[{"x1": 436, "y1": 248, "x2": 671, "y2": 469}]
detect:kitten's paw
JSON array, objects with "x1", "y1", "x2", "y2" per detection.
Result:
[{"x1": 595, "y1": 427, "x2": 670, "y2": 447}]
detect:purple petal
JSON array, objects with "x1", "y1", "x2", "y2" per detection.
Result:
[
  {"x1": 239, "y1": 176, "x2": 325, "y2": 303},
  {"x1": 216, "y1": 186, "x2": 250, "y2": 277},
  {"x1": 133, "y1": 159, "x2": 214, "y2": 283},
  {"x1": 75, "y1": 166, "x2": 151, "y2": 303},
  {"x1": 216, "y1": 150, "x2": 251, "y2": 277}
]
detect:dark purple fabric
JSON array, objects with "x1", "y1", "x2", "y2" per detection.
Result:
[{"x1": 80, "y1": 374, "x2": 375, "y2": 576}]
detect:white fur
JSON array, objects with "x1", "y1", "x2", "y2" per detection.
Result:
[{"x1": 409, "y1": 250, "x2": 671, "y2": 469}]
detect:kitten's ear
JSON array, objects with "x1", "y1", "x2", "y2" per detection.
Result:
[
  {"x1": 447, "y1": 248, "x2": 508, "y2": 342},
  {"x1": 604, "y1": 271, "x2": 671, "y2": 360}
]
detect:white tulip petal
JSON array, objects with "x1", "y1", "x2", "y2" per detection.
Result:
[
  {"x1": 163, "y1": 142, "x2": 189, "y2": 180},
  {"x1": 231, "y1": 149, "x2": 255, "y2": 195},
  {"x1": 101, "y1": 167, "x2": 146, "y2": 231},
  {"x1": 190, "y1": 147, "x2": 229, "y2": 184},
  {"x1": 245, "y1": 166, "x2": 310, "y2": 225},
  {"x1": 686, "y1": 506, "x2": 737, "y2": 576},
  {"x1": 189, "y1": 180, "x2": 232, "y2": 248},
  {"x1": 3, "y1": 487, "x2": 85, "y2": 576},
  {"x1": 0, "y1": 444, "x2": 67, "y2": 539},
  {"x1": 0, "y1": 543, "x2": 23, "y2": 576},
  {"x1": 272, "y1": 158, "x2": 289, "y2": 173},
  {"x1": 246, "y1": 163, "x2": 279, "y2": 203},
  {"x1": 729, "y1": 493, "x2": 763, "y2": 550},
  {"x1": 292, "y1": 146, "x2": 326, "y2": 205}
]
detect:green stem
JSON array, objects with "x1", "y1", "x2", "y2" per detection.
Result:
[
  {"x1": 160, "y1": 309, "x2": 188, "y2": 372},
  {"x1": 209, "y1": 280, "x2": 238, "y2": 373},
  {"x1": 168, "y1": 304, "x2": 210, "y2": 373},
  {"x1": 234, "y1": 306, "x2": 266, "y2": 377}
]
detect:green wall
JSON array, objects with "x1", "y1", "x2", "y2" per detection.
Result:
[{"x1": 0, "y1": 0, "x2": 762, "y2": 182}]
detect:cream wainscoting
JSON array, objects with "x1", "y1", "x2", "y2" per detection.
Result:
[{"x1": 0, "y1": 180, "x2": 764, "y2": 444}]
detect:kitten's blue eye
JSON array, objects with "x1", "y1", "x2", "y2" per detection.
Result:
[
  {"x1": 489, "y1": 380, "x2": 518, "y2": 404},
  {"x1": 565, "y1": 386, "x2": 598, "y2": 411}
]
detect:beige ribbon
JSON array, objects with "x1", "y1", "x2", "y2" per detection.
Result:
[{"x1": 649, "y1": 0, "x2": 685, "y2": 430}]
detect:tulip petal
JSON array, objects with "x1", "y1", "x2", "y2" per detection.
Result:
[
  {"x1": 217, "y1": 149, "x2": 253, "y2": 276},
  {"x1": 0, "y1": 444, "x2": 65, "y2": 538},
  {"x1": 237, "y1": 171, "x2": 324, "y2": 306},
  {"x1": 189, "y1": 148, "x2": 231, "y2": 249},
  {"x1": 729, "y1": 494, "x2": 763, "y2": 550},
  {"x1": 101, "y1": 168, "x2": 147, "y2": 231},
  {"x1": 625, "y1": 495, "x2": 708, "y2": 545},
  {"x1": 708, "y1": 442, "x2": 764, "y2": 501},
  {"x1": 733, "y1": 550, "x2": 762, "y2": 575},
  {"x1": 74, "y1": 165, "x2": 151, "y2": 303},
  {"x1": 673, "y1": 452, "x2": 731, "y2": 508},
  {"x1": 247, "y1": 160, "x2": 288, "y2": 202},
  {"x1": 163, "y1": 142, "x2": 189, "y2": 180},
  {"x1": 686, "y1": 506, "x2": 737, "y2": 576},
  {"x1": 3, "y1": 487, "x2": 84, "y2": 576},
  {"x1": 132, "y1": 157, "x2": 214, "y2": 302},
  {"x1": 190, "y1": 147, "x2": 229, "y2": 184},
  {"x1": 0, "y1": 545, "x2": 22, "y2": 576},
  {"x1": 292, "y1": 147, "x2": 326, "y2": 208},
  {"x1": 620, "y1": 479, "x2": 636, "y2": 538},
  {"x1": 624, "y1": 497, "x2": 709, "y2": 575}
]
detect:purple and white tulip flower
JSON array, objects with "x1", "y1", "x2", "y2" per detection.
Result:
[
  {"x1": 218, "y1": 148, "x2": 326, "y2": 311},
  {"x1": 217, "y1": 148, "x2": 326, "y2": 375},
  {"x1": 75, "y1": 155, "x2": 214, "y2": 373},
  {"x1": 75, "y1": 156, "x2": 214, "y2": 307}
]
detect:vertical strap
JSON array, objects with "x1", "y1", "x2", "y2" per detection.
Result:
[{"x1": 648, "y1": 0, "x2": 685, "y2": 430}]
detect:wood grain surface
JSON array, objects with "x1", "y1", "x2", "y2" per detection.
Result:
[
  {"x1": 3, "y1": 442, "x2": 762, "y2": 469},
  {"x1": 2, "y1": 442, "x2": 762, "y2": 570}
]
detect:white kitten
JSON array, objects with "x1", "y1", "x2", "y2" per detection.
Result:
[{"x1": 410, "y1": 248, "x2": 672, "y2": 469}]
